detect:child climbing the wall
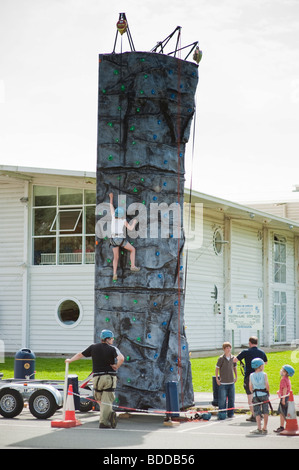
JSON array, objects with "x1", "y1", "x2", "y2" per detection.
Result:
[{"x1": 109, "y1": 193, "x2": 140, "y2": 281}]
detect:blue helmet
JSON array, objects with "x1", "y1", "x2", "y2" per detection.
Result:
[
  {"x1": 283, "y1": 364, "x2": 295, "y2": 377},
  {"x1": 115, "y1": 207, "x2": 125, "y2": 218},
  {"x1": 251, "y1": 358, "x2": 264, "y2": 370},
  {"x1": 100, "y1": 329, "x2": 114, "y2": 340}
]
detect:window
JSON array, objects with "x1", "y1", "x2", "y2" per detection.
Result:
[
  {"x1": 273, "y1": 234, "x2": 286, "y2": 283},
  {"x1": 32, "y1": 186, "x2": 96, "y2": 265},
  {"x1": 273, "y1": 291, "x2": 287, "y2": 342},
  {"x1": 213, "y1": 228, "x2": 223, "y2": 255},
  {"x1": 56, "y1": 298, "x2": 82, "y2": 327},
  {"x1": 51, "y1": 209, "x2": 83, "y2": 233}
]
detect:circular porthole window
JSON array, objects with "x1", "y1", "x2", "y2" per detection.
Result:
[
  {"x1": 56, "y1": 298, "x2": 82, "y2": 328},
  {"x1": 213, "y1": 228, "x2": 224, "y2": 255}
]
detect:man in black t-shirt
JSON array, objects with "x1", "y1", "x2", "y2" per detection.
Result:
[
  {"x1": 233, "y1": 336, "x2": 267, "y2": 422},
  {"x1": 65, "y1": 329, "x2": 124, "y2": 428}
]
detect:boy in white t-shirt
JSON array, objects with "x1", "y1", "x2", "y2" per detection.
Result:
[
  {"x1": 109, "y1": 193, "x2": 140, "y2": 281},
  {"x1": 249, "y1": 358, "x2": 270, "y2": 435}
]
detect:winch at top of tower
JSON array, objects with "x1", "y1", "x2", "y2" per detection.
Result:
[{"x1": 112, "y1": 12, "x2": 202, "y2": 64}]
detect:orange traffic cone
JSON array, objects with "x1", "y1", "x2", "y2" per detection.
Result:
[
  {"x1": 280, "y1": 391, "x2": 299, "y2": 436},
  {"x1": 51, "y1": 384, "x2": 82, "y2": 428}
]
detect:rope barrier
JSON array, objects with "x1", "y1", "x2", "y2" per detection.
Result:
[{"x1": 73, "y1": 387, "x2": 299, "y2": 419}]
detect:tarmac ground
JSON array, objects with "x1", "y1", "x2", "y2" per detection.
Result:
[{"x1": 1, "y1": 391, "x2": 299, "y2": 451}]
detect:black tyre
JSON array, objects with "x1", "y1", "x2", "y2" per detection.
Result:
[
  {"x1": 79, "y1": 396, "x2": 93, "y2": 412},
  {"x1": 28, "y1": 389, "x2": 58, "y2": 419},
  {"x1": 0, "y1": 388, "x2": 24, "y2": 418}
]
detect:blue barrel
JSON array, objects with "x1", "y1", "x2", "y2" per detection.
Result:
[
  {"x1": 14, "y1": 348, "x2": 36, "y2": 379},
  {"x1": 67, "y1": 374, "x2": 80, "y2": 411},
  {"x1": 165, "y1": 381, "x2": 179, "y2": 418}
]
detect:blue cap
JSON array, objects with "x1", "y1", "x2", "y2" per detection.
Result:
[
  {"x1": 283, "y1": 365, "x2": 295, "y2": 377},
  {"x1": 251, "y1": 358, "x2": 264, "y2": 369}
]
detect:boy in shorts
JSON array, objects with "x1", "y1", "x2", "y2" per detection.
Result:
[
  {"x1": 249, "y1": 358, "x2": 270, "y2": 434},
  {"x1": 274, "y1": 364, "x2": 295, "y2": 433}
]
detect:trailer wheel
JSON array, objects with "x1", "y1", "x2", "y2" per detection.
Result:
[
  {"x1": 79, "y1": 396, "x2": 93, "y2": 412},
  {"x1": 29, "y1": 389, "x2": 58, "y2": 419},
  {"x1": 0, "y1": 388, "x2": 24, "y2": 418}
]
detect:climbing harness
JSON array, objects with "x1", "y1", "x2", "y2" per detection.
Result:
[
  {"x1": 252, "y1": 388, "x2": 273, "y2": 413},
  {"x1": 93, "y1": 374, "x2": 116, "y2": 394}
]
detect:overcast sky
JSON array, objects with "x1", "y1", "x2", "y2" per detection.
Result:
[{"x1": 1, "y1": 0, "x2": 299, "y2": 203}]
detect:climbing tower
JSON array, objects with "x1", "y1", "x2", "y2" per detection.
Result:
[{"x1": 95, "y1": 16, "x2": 200, "y2": 411}]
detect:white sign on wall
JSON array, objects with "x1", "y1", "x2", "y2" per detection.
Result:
[{"x1": 225, "y1": 303, "x2": 263, "y2": 330}]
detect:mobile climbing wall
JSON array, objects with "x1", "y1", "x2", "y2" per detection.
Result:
[{"x1": 95, "y1": 51, "x2": 198, "y2": 410}]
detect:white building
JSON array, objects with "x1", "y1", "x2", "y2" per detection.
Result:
[
  {"x1": 184, "y1": 191, "x2": 299, "y2": 350},
  {"x1": 248, "y1": 198, "x2": 299, "y2": 223},
  {"x1": 1, "y1": 165, "x2": 299, "y2": 355},
  {"x1": 0, "y1": 165, "x2": 96, "y2": 355}
]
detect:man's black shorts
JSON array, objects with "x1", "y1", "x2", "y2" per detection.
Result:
[{"x1": 243, "y1": 375, "x2": 251, "y2": 395}]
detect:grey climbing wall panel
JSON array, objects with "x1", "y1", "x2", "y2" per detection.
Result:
[{"x1": 95, "y1": 51, "x2": 198, "y2": 411}]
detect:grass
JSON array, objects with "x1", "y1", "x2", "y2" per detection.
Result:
[
  {"x1": 1, "y1": 351, "x2": 298, "y2": 395},
  {"x1": 191, "y1": 351, "x2": 299, "y2": 395},
  {"x1": 1, "y1": 357, "x2": 93, "y2": 382}
]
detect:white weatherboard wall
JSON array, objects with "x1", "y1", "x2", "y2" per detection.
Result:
[
  {"x1": 184, "y1": 210, "x2": 225, "y2": 351},
  {"x1": 229, "y1": 220, "x2": 263, "y2": 346},
  {"x1": 249, "y1": 201, "x2": 299, "y2": 224},
  {"x1": 0, "y1": 178, "x2": 26, "y2": 352},
  {"x1": 29, "y1": 265, "x2": 94, "y2": 354}
]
